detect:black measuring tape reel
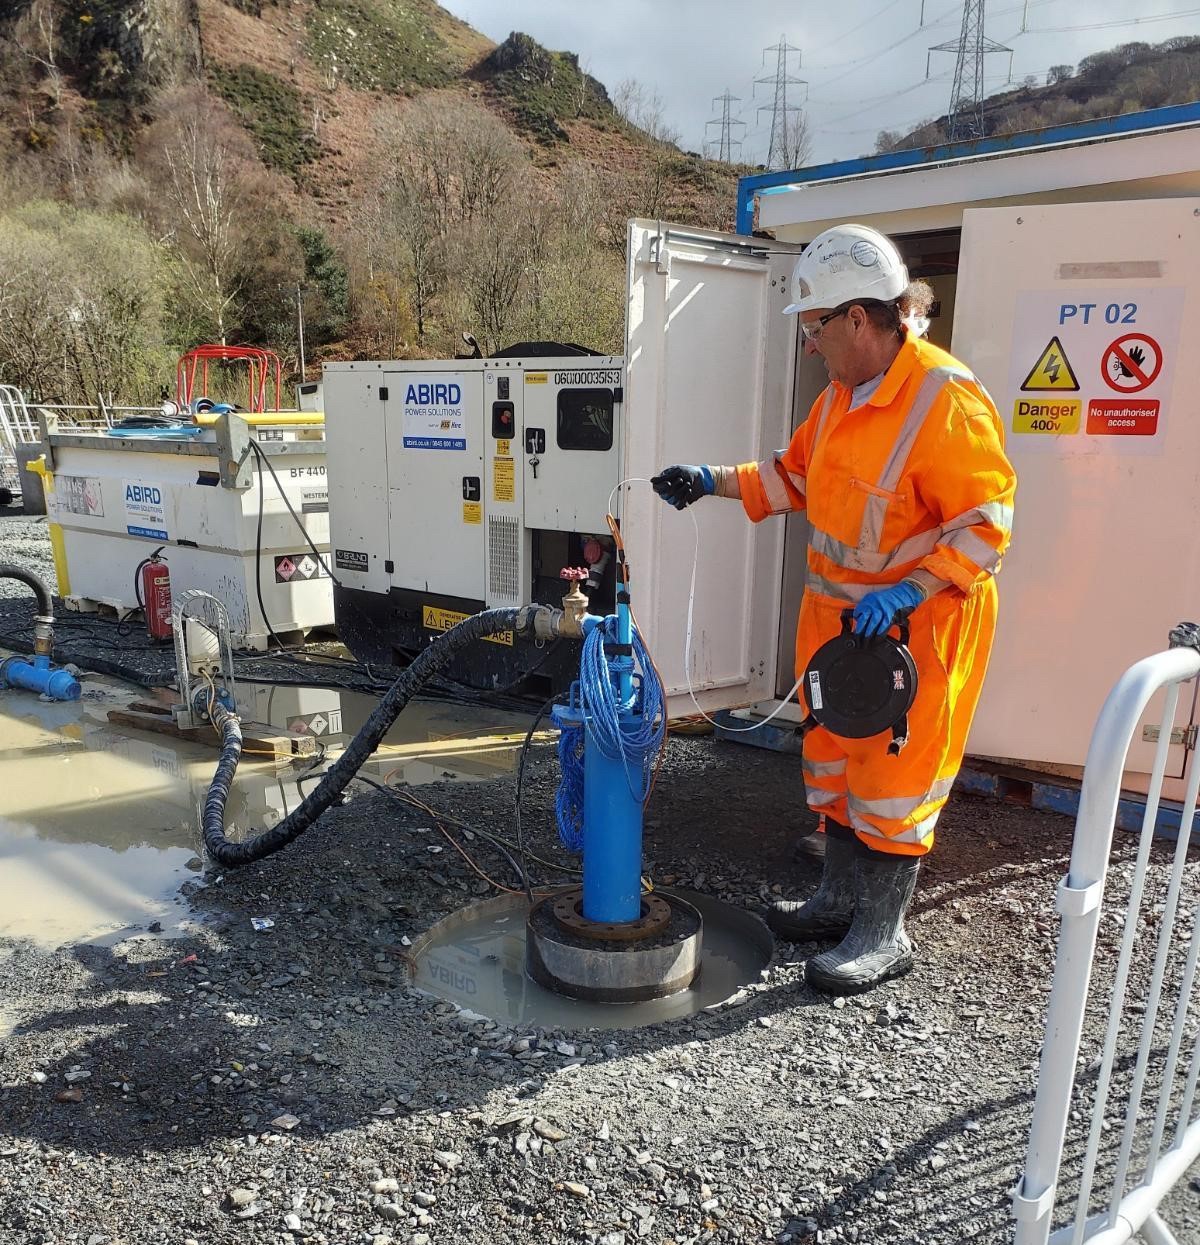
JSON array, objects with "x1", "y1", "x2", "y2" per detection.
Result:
[{"x1": 799, "y1": 608, "x2": 919, "y2": 755}]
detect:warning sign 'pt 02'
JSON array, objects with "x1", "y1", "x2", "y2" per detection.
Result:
[{"x1": 1006, "y1": 288, "x2": 1182, "y2": 452}]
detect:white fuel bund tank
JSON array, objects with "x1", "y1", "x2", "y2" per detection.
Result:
[
  {"x1": 41, "y1": 417, "x2": 333, "y2": 651},
  {"x1": 324, "y1": 344, "x2": 623, "y2": 695}
]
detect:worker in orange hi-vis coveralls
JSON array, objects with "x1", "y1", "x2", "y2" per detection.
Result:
[{"x1": 652, "y1": 223, "x2": 1016, "y2": 995}]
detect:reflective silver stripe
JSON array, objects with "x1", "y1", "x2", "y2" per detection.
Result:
[
  {"x1": 806, "y1": 787, "x2": 844, "y2": 809},
  {"x1": 805, "y1": 571, "x2": 873, "y2": 603},
  {"x1": 978, "y1": 500, "x2": 1014, "y2": 533},
  {"x1": 757, "y1": 457, "x2": 794, "y2": 514},
  {"x1": 876, "y1": 371, "x2": 951, "y2": 496},
  {"x1": 781, "y1": 463, "x2": 807, "y2": 495},
  {"x1": 848, "y1": 806, "x2": 940, "y2": 846},
  {"x1": 802, "y1": 756, "x2": 847, "y2": 778},
  {"x1": 808, "y1": 524, "x2": 940, "y2": 575},
  {"x1": 860, "y1": 366, "x2": 986, "y2": 552},
  {"x1": 848, "y1": 776, "x2": 957, "y2": 822},
  {"x1": 811, "y1": 386, "x2": 836, "y2": 446},
  {"x1": 941, "y1": 500, "x2": 1013, "y2": 538},
  {"x1": 942, "y1": 527, "x2": 1001, "y2": 573}
]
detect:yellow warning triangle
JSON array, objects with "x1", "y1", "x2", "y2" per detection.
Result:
[{"x1": 1021, "y1": 336, "x2": 1080, "y2": 391}]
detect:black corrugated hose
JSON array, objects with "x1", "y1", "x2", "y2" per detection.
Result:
[
  {"x1": 202, "y1": 608, "x2": 532, "y2": 868},
  {"x1": 0, "y1": 564, "x2": 53, "y2": 618}
]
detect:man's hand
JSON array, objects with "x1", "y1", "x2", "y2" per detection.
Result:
[
  {"x1": 651, "y1": 465, "x2": 714, "y2": 510},
  {"x1": 852, "y1": 580, "x2": 925, "y2": 637}
]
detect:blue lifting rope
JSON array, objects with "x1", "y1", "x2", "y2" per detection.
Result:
[{"x1": 554, "y1": 616, "x2": 666, "y2": 853}]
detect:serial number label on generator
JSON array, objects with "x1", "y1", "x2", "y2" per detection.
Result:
[
  {"x1": 553, "y1": 369, "x2": 622, "y2": 387},
  {"x1": 422, "y1": 605, "x2": 513, "y2": 646}
]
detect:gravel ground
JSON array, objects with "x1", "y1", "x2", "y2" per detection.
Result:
[
  {"x1": 0, "y1": 507, "x2": 53, "y2": 598},
  {"x1": 3, "y1": 509, "x2": 1200, "y2": 1245}
]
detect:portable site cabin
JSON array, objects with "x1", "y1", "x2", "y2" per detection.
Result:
[{"x1": 620, "y1": 102, "x2": 1200, "y2": 801}]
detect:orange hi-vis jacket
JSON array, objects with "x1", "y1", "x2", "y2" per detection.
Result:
[{"x1": 736, "y1": 334, "x2": 1016, "y2": 856}]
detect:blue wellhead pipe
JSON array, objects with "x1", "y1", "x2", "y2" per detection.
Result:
[
  {"x1": 2, "y1": 653, "x2": 80, "y2": 701},
  {"x1": 554, "y1": 559, "x2": 666, "y2": 925},
  {"x1": 0, "y1": 563, "x2": 82, "y2": 701}
]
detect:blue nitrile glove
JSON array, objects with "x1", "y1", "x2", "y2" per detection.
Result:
[
  {"x1": 852, "y1": 580, "x2": 925, "y2": 637},
  {"x1": 651, "y1": 465, "x2": 714, "y2": 510}
]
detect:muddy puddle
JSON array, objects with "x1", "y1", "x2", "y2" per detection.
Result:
[{"x1": 0, "y1": 662, "x2": 533, "y2": 949}]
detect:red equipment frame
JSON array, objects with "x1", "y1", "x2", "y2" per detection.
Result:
[{"x1": 176, "y1": 345, "x2": 283, "y2": 414}]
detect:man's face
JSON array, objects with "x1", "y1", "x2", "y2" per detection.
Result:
[{"x1": 801, "y1": 306, "x2": 858, "y2": 385}]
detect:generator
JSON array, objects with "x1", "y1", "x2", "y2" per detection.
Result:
[{"x1": 324, "y1": 345, "x2": 623, "y2": 694}]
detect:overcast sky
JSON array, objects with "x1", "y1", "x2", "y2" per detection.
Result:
[{"x1": 443, "y1": 1, "x2": 1199, "y2": 166}]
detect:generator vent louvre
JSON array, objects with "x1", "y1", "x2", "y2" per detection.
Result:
[{"x1": 488, "y1": 515, "x2": 521, "y2": 602}]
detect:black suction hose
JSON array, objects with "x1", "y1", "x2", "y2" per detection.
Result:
[
  {"x1": 0, "y1": 564, "x2": 53, "y2": 619},
  {"x1": 202, "y1": 608, "x2": 533, "y2": 868}
]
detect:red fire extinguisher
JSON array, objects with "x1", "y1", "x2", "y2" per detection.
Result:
[{"x1": 137, "y1": 548, "x2": 173, "y2": 641}]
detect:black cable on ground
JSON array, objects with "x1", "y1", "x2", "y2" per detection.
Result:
[
  {"x1": 202, "y1": 607, "x2": 537, "y2": 868},
  {"x1": 515, "y1": 693, "x2": 563, "y2": 904},
  {"x1": 353, "y1": 773, "x2": 527, "y2": 891}
]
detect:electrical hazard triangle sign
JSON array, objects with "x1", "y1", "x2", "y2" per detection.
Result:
[{"x1": 1020, "y1": 336, "x2": 1080, "y2": 391}]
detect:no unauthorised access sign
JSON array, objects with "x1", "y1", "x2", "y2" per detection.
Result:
[{"x1": 1101, "y1": 332, "x2": 1162, "y2": 394}]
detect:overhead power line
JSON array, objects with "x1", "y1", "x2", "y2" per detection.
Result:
[
  {"x1": 928, "y1": 0, "x2": 1014, "y2": 140},
  {"x1": 1020, "y1": 7, "x2": 1200, "y2": 33},
  {"x1": 705, "y1": 89, "x2": 746, "y2": 163},
  {"x1": 755, "y1": 35, "x2": 807, "y2": 171}
]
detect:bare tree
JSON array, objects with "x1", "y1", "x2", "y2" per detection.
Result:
[
  {"x1": 0, "y1": 202, "x2": 170, "y2": 406},
  {"x1": 13, "y1": 0, "x2": 63, "y2": 108},
  {"x1": 614, "y1": 77, "x2": 679, "y2": 144},
  {"x1": 453, "y1": 202, "x2": 529, "y2": 355},
  {"x1": 782, "y1": 110, "x2": 812, "y2": 170},
  {"x1": 360, "y1": 95, "x2": 525, "y2": 345},
  {"x1": 141, "y1": 87, "x2": 269, "y2": 344}
]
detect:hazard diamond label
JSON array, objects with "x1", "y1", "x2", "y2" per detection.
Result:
[
  {"x1": 275, "y1": 553, "x2": 328, "y2": 583},
  {"x1": 1020, "y1": 336, "x2": 1080, "y2": 391}
]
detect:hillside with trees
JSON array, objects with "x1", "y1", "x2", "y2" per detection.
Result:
[
  {"x1": 876, "y1": 36, "x2": 1199, "y2": 153},
  {"x1": 0, "y1": 0, "x2": 745, "y2": 408}
]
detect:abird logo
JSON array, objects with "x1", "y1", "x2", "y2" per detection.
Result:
[
  {"x1": 126, "y1": 484, "x2": 162, "y2": 504},
  {"x1": 406, "y1": 382, "x2": 461, "y2": 405}
]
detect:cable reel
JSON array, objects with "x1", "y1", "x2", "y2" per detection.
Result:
[{"x1": 800, "y1": 608, "x2": 919, "y2": 755}]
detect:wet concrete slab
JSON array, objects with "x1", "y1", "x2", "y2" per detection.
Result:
[{"x1": 0, "y1": 658, "x2": 534, "y2": 949}]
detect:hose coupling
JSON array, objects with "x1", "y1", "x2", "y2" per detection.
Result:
[
  {"x1": 516, "y1": 603, "x2": 565, "y2": 641},
  {"x1": 32, "y1": 618, "x2": 54, "y2": 657}
]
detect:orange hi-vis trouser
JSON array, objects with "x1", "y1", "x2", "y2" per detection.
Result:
[
  {"x1": 797, "y1": 583, "x2": 997, "y2": 855},
  {"x1": 736, "y1": 335, "x2": 1016, "y2": 857}
]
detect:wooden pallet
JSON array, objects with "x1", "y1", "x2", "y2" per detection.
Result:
[{"x1": 106, "y1": 700, "x2": 317, "y2": 761}]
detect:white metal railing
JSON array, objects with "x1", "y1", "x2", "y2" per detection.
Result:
[
  {"x1": 0, "y1": 385, "x2": 33, "y2": 493},
  {"x1": 1013, "y1": 628, "x2": 1200, "y2": 1245}
]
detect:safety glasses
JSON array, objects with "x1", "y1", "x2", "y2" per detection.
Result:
[{"x1": 800, "y1": 307, "x2": 849, "y2": 342}]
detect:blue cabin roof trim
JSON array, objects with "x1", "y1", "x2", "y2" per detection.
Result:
[{"x1": 735, "y1": 101, "x2": 1200, "y2": 236}]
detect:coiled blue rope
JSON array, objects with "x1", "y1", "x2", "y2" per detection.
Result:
[
  {"x1": 554, "y1": 617, "x2": 666, "y2": 853},
  {"x1": 556, "y1": 724, "x2": 586, "y2": 853}
]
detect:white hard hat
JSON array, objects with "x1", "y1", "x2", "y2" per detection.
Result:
[{"x1": 783, "y1": 224, "x2": 909, "y2": 316}]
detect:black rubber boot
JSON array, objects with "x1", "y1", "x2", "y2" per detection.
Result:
[
  {"x1": 766, "y1": 835, "x2": 857, "y2": 940},
  {"x1": 805, "y1": 849, "x2": 920, "y2": 995},
  {"x1": 791, "y1": 826, "x2": 827, "y2": 865}
]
